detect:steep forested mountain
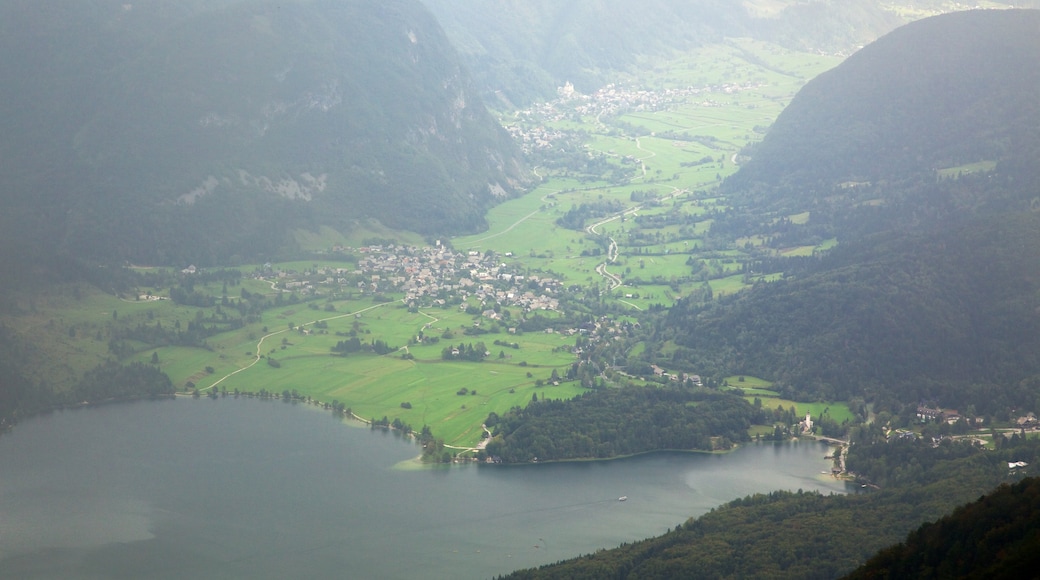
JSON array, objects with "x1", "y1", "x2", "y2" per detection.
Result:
[
  {"x1": 0, "y1": 0, "x2": 524, "y2": 268},
  {"x1": 726, "y1": 9, "x2": 1040, "y2": 206},
  {"x1": 654, "y1": 10, "x2": 1040, "y2": 414},
  {"x1": 421, "y1": 0, "x2": 903, "y2": 103},
  {"x1": 842, "y1": 477, "x2": 1040, "y2": 579}
]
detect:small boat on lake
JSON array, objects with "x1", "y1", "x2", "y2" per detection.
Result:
[{"x1": 618, "y1": 496, "x2": 628, "y2": 502}]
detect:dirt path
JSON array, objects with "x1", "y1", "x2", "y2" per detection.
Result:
[
  {"x1": 202, "y1": 300, "x2": 398, "y2": 392},
  {"x1": 464, "y1": 208, "x2": 543, "y2": 246}
]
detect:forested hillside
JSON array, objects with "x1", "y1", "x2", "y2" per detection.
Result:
[
  {"x1": 650, "y1": 10, "x2": 1040, "y2": 416},
  {"x1": 842, "y1": 477, "x2": 1040, "y2": 579},
  {"x1": 0, "y1": 0, "x2": 524, "y2": 268},
  {"x1": 664, "y1": 211, "x2": 1040, "y2": 412},
  {"x1": 726, "y1": 9, "x2": 1040, "y2": 203}
]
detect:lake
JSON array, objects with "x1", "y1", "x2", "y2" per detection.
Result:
[{"x1": 0, "y1": 397, "x2": 848, "y2": 579}]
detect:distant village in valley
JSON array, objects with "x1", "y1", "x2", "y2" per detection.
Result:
[
  {"x1": 250, "y1": 243, "x2": 562, "y2": 314},
  {"x1": 507, "y1": 80, "x2": 764, "y2": 153}
]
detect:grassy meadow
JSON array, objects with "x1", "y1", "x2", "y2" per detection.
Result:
[
  {"x1": 6, "y1": 40, "x2": 850, "y2": 448},
  {"x1": 724, "y1": 376, "x2": 856, "y2": 426},
  {"x1": 460, "y1": 40, "x2": 841, "y2": 309}
]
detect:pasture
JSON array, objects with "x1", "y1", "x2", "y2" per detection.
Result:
[
  {"x1": 127, "y1": 291, "x2": 586, "y2": 447},
  {"x1": 460, "y1": 40, "x2": 839, "y2": 310},
  {"x1": 8, "y1": 40, "x2": 852, "y2": 448}
]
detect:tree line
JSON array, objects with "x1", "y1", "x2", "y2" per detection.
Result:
[{"x1": 484, "y1": 387, "x2": 758, "y2": 462}]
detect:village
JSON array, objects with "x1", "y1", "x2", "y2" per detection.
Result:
[
  {"x1": 255, "y1": 243, "x2": 562, "y2": 314},
  {"x1": 506, "y1": 80, "x2": 763, "y2": 153}
]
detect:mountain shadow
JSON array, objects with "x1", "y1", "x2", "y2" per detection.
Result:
[{"x1": 0, "y1": 0, "x2": 525, "y2": 268}]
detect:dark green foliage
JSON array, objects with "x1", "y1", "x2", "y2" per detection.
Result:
[
  {"x1": 485, "y1": 388, "x2": 756, "y2": 462},
  {"x1": 70, "y1": 361, "x2": 174, "y2": 403},
  {"x1": 441, "y1": 342, "x2": 488, "y2": 362},
  {"x1": 843, "y1": 477, "x2": 1040, "y2": 579},
  {"x1": 728, "y1": 10, "x2": 1040, "y2": 201},
  {"x1": 332, "y1": 337, "x2": 363, "y2": 354},
  {"x1": 555, "y1": 200, "x2": 625, "y2": 231},
  {"x1": 663, "y1": 211, "x2": 1040, "y2": 411},
  {"x1": 0, "y1": 325, "x2": 49, "y2": 423},
  {"x1": 370, "y1": 339, "x2": 394, "y2": 356}
]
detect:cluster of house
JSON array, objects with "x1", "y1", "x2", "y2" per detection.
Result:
[
  {"x1": 916, "y1": 405, "x2": 1040, "y2": 433},
  {"x1": 1015, "y1": 413, "x2": 1038, "y2": 429},
  {"x1": 506, "y1": 80, "x2": 762, "y2": 152},
  {"x1": 915, "y1": 405, "x2": 966, "y2": 425},
  {"x1": 260, "y1": 244, "x2": 562, "y2": 313},
  {"x1": 649, "y1": 364, "x2": 702, "y2": 386}
]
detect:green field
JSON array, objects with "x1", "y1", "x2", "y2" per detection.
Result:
[
  {"x1": 459, "y1": 40, "x2": 841, "y2": 309},
  {"x1": 724, "y1": 376, "x2": 856, "y2": 426},
  {"x1": 133, "y1": 294, "x2": 586, "y2": 447},
  {"x1": 755, "y1": 397, "x2": 856, "y2": 426},
  {"x1": 936, "y1": 160, "x2": 997, "y2": 179},
  {"x1": 5, "y1": 40, "x2": 851, "y2": 450}
]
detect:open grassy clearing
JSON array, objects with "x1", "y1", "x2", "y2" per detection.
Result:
[
  {"x1": 724, "y1": 375, "x2": 775, "y2": 389},
  {"x1": 196, "y1": 352, "x2": 584, "y2": 446},
  {"x1": 780, "y1": 239, "x2": 837, "y2": 257},
  {"x1": 936, "y1": 160, "x2": 997, "y2": 179},
  {"x1": 720, "y1": 376, "x2": 856, "y2": 427},
  {"x1": 756, "y1": 397, "x2": 856, "y2": 426},
  {"x1": 748, "y1": 424, "x2": 776, "y2": 437}
]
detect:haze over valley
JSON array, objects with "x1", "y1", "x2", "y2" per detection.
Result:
[{"x1": 2, "y1": 1, "x2": 1040, "y2": 577}]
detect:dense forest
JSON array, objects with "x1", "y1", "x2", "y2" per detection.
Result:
[
  {"x1": 0, "y1": 339, "x2": 173, "y2": 425},
  {"x1": 660, "y1": 211, "x2": 1040, "y2": 412},
  {"x1": 484, "y1": 388, "x2": 759, "y2": 462},
  {"x1": 0, "y1": 325, "x2": 46, "y2": 425},
  {"x1": 725, "y1": 9, "x2": 1040, "y2": 202},
  {"x1": 500, "y1": 437, "x2": 1040, "y2": 579},
  {"x1": 842, "y1": 477, "x2": 1040, "y2": 579}
]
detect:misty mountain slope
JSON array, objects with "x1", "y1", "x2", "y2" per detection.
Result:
[
  {"x1": 726, "y1": 9, "x2": 1040, "y2": 200},
  {"x1": 421, "y1": 0, "x2": 901, "y2": 103},
  {"x1": 0, "y1": 0, "x2": 524, "y2": 267}
]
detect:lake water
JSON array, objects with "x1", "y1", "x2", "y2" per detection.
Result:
[{"x1": 0, "y1": 398, "x2": 848, "y2": 579}]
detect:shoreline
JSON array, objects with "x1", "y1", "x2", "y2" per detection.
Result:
[{"x1": 8, "y1": 394, "x2": 848, "y2": 480}]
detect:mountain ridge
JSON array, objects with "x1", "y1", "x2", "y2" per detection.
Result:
[
  {"x1": 0, "y1": 0, "x2": 525, "y2": 268},
  {"x1": 421, "y1": 0, "x2": 904, "y2": 103},
  {"x1": 726, "y1": 9, "x2": 1040, "y2": 199},
  {"x1": 655, "y1": 10, "x2": 1040, "y2": 414}
]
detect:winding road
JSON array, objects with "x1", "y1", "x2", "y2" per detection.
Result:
[
  {"x1": 202, "y1": 300, "x2": 399, "y2": 392},
  {"x1": 584, "y1": 166, "x2": 689, "y2": 295}
]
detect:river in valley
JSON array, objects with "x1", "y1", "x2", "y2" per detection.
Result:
[{"x1": 0, "y1": 397, "x2": 849, "y2": 579}]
